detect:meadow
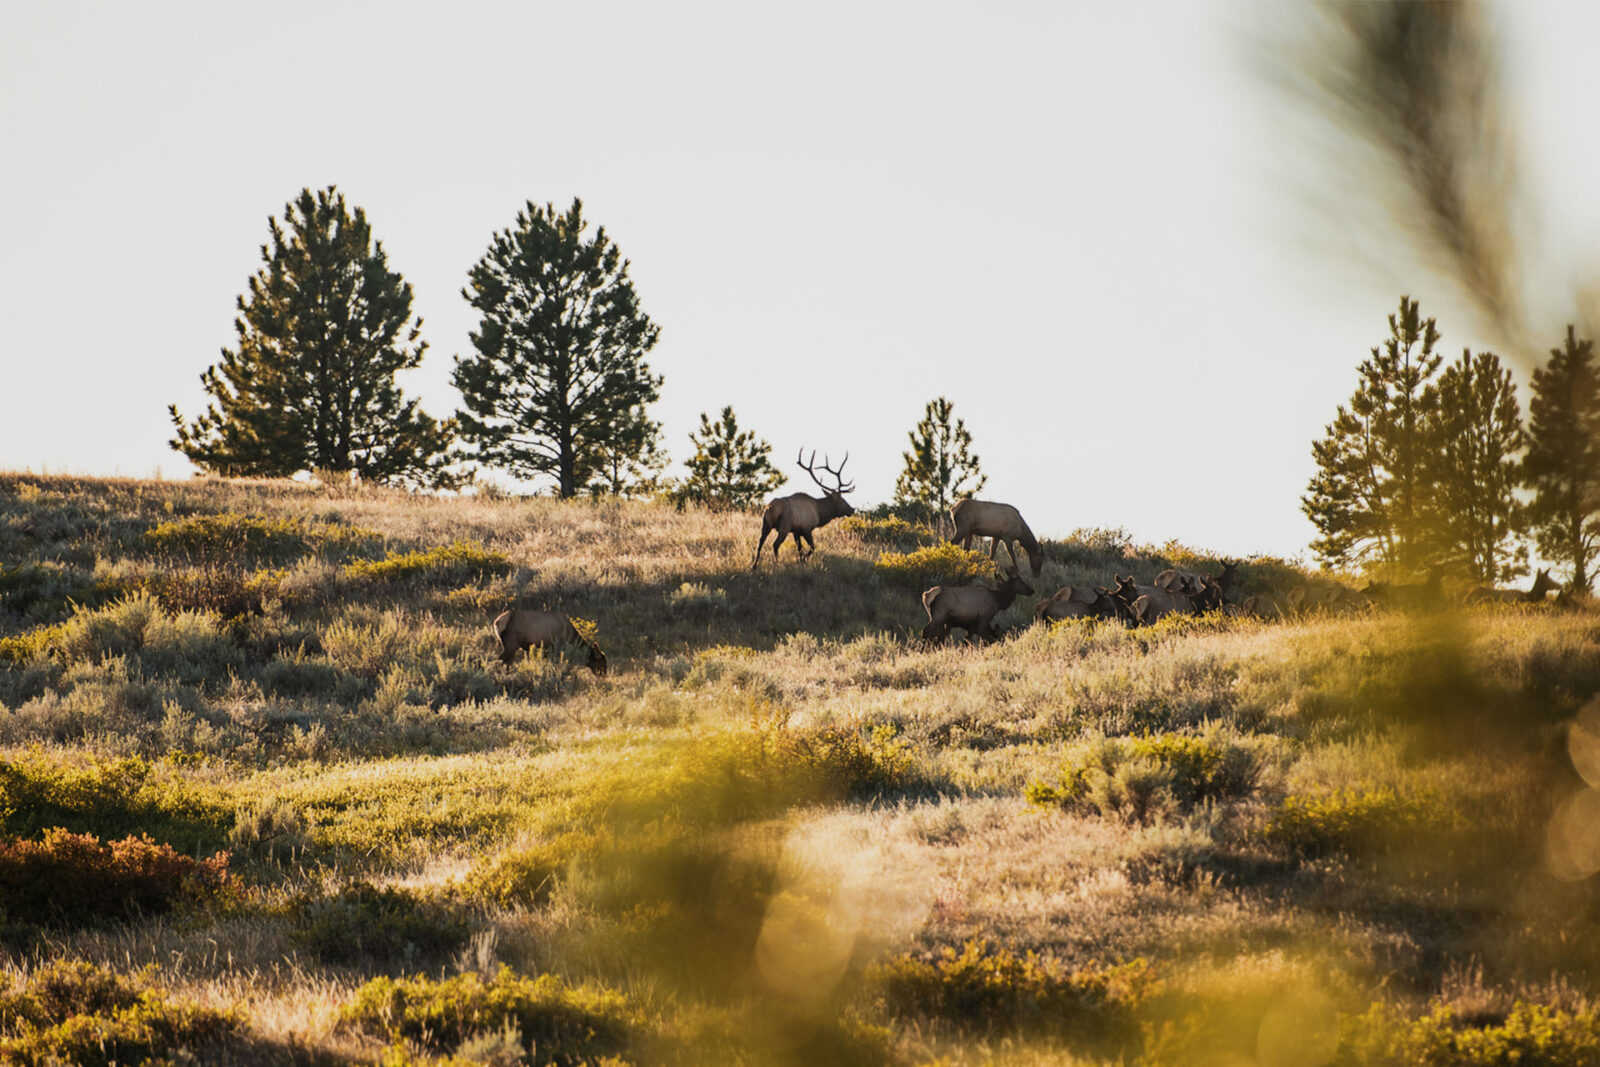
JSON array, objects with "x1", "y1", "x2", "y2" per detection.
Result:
[{"x1": 1, "y1": 472, "x2": 1599, "y2": 1065}]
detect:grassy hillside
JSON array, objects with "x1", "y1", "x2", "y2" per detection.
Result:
[{"x1": 2, "y1": 472, "x2": 1599, "y2": 1065}]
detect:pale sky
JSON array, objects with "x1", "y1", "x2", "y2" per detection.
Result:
[{"x1": 4, "y1": 2, "x2": 1598, "y2": 560}]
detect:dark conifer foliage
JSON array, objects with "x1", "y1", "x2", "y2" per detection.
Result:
[
  {"x1": 894, "y1": 397, "x2": 986, "y2": 527},
  {"x1": 675, "y1": 407, "x2": 784, "y2": 510},
  {"x1": 453, "y1": 199, "x2": 662, "y2": 498},
  {"x1": 1425, "y1": 348, "x2": 1526, "y2": 584},
  {"x1": 169, "y1": 187, "x2": 456, "y2": 486},
  {"x1": 1303, "y1": 295, "x2": 1442, "y2": 571},
  {"x1": 1524, "y1": 326, "x2": 1600, "y2": 591}
]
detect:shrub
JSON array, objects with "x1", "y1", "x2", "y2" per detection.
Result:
[
  {"x1": 840, "y1": 514, "x2": 936, "y2": 549},
  {"x1": 870, "y1": 939, "x2": 1155, "y2": 1046},
  {"x1": 289, "y1": 881, "x2": 474, "y2": 967},
  {"x1": 0, "y1": 960, "x2": 242, "y2": 1067},
  {"x1": 1264, "y1": 787, "x2": 1461, "y2": 859},
  {"x1": 1027, "y1": 731, "x2": 1258, "y2": 823},
  {"x1": 469, "y1": 831, "x2": 606, "y2": 907},
  {"x1": 771, "y1": 722, "x2": 922, "y2": 799},
  {"x1": 339, "y1": 966, "x2": 632, "y2": 1064},
  {"x1": 666, "y1": 581, "x2": 729, "y2": 614},
  {"x1": 134, "y1": 566, "x2": 272, "y2": 619},
  {"x1": 343, "y1": 541, "x2": 511, "y2": 584},
  {"x1": 873, "y1": 543, "x2": 996, "y2": 585},
  {"x1": 144, "y1": 511, "x2": 382, "y2": 564},
  {"x1": 0, "y1": 623, "x2": 66, "y2": 665},
  {"x1": 54, "y1": 590, "x2": 242, "y2": 685},
  {"x1": 1338, "y1": 999, "x2": 1600, "y2": 1066},
  {"x1": 0, "y1": 755, "x2": 232, "y2": 852},
  {"x1": 0, "y1": 829, "x2": 229, "y2": 926}
]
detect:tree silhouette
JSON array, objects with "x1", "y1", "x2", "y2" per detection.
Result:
[
  {"x1": 1524, "y1": 326, "x2": 1600, "y2": 591},
  {"x1": 894, "y1": 397, "x2": 986, "y2": 528},
  {"x1": 1424, "y1": 348, "x2": 1526, "y2": 584},
  {"x1": 1303, "y1": 295, "x2": 1442, "y2": 571},
  {"x1": 169, "y1": 186, "x2": 455, "y2": 486},
  {"x1": 676, "y1": 407, "x2": 784, "y2": 510},
  {"x1": 453, "y1": 199, "x2": 662, "y2": 498}
]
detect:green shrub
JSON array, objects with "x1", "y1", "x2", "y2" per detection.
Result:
[
  {"x1": 0, "y1": 960, "x2": 243, "y2": 1067},
  {"x1": 873, "y1": 542, "x2": 997, "y2": 585},
  {"x1": 1264, "y1": 787, "x2": 1461, "y2": 858},
  {"x1": 870, "y1": 939, "x2": 1155, "y2": 1045},
  {"x1": 54, "y1": 590, "x2": 243, "y2": 685},
  {"x1": 0, "y1": 623, "x2": 66, "y2": 664},
  {"x1": 0, "y1": 829, "x2": 229, "y2": 926},
  {"x1": 840, "y1": 514, "x2": 936, "y2": 549},
  {"x1": 134, "y1": 566, "x2": 273, "y2": 620},
  {"x1": 469, "y1": 831, "x2": 607, "y2": 907},
  {"x1": 340, "y1": 966, "x2": 632, "y2": 1064},
  {"x1": 343, "y1": 541, "x2": 510, "y2": 583},
  {"x1": 0, "y1": 755, "x2": 232, "y2": 852},
  {"x1": 1027, "y1": 731, "x2": 1257, "y2": 822},
  {"x1": 0, "y1": 562, "x2": 125, "y2": 621},
  {"x1": 1338, "y1": 999, "x2": 1600, "y2": 1065},
  {"x1": 144, "y1": 511, "x2": 382, "y2": 564},
  {"x1": 289, "y1": 881, "x2": 474, "y2": 967},
  {"x1": 772, "y1": 722, "x2": 922, "y2": 799}
]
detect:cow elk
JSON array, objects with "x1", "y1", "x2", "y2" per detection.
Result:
[
  {"x1": 1466, "y1": 568, "x2": 1557, "y2": 605},
  {"x1": 922, "y1": 568, "x2": 1036, "y2": 644},
  {"x1": 752, "y1": 450, "x2": 855, "y2": 569},
  {"x1": 1035, "y1": 585, "x2": 1122, "y2": 623},
  {"x1": 950, "y1": 499, "x2": 1044, "y2": 577},
  {"x1": 493, "y1": 609, "x2": 608, "y2": 675}
]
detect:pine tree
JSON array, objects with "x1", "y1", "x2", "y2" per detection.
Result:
[
  {"x1": 675, "y1": 407, "x2": 784, "y2": 510},
  {"x1": 1424, "y1": 348, "x2": 1526, "y2": 584},
  {"x1": 585, "y1": 408, "x2": 670, "y2": 498},
  {"x1": 1523, "y1": 325, "x2": 1600, "y2": 591},
  {"x1": 169, "y1": 187, "x2": 456, "y2": 486},
  {"x1": 1303, "y1": 295, "x2": 1443, "y2": 571},
  {"x1": 453, "y1": 199, "x2": 662, "y2": 498},
  {"x1": 894, "y1": 397, "x2": 986, "y2": 527}
]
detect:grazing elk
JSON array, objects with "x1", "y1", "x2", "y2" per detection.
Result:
[
  {"x1": 1240, "y1": 594, "x2": 1283, "y2": 620},
  {"x1": 1108, "y1": 573, "x2": 1189, "y2": 625},
  {"x1": 1035, "y1": 585, "x2": 1123, "y2": 623},
  {"x1": 1155, "y1": 560, "x2": 1239, "y2": 600},
  {"x1": 922, "y1": 568, "x2": 1036, "y2": 644},
  {"x1": 1362, "y1": 569, "x2": 1443, "y2": 610},
  {"x1": 1286, "y1": 583, "x2": 1369, "y2": 616},
  {"x1": 752, "y1": 451, "x2": 855, "y2": 570},
  {"x1": 1466, "y1": 568, "x2": 1557, "y2": 605},
  {"x1": 950, "y1": 499, "x2": 1044, "y2": 577},
  {"x1": 492, "y1": 609, "x2": 608, "y2": 675}
]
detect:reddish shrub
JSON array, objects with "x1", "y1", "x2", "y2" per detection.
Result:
[{"x1": 0, "y1": 829, "x2": 228, "y2": 926}]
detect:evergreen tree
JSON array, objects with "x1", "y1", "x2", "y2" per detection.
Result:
[
  {"x1": 453, "y1": 199, "x2": 662, "y2": 498},
  {"x1": 1523, "y1": 325, "x2": 1600, "y2": 591},
  {"x1": 169, "y1": 187, "x2": 456, "y2": 486},
  {"x1": 675, "y1": 407, "x2": 784, "y2": 510},
  {"x1": 1303, "y1": 295, "x2": 1443, "y2": 571},
  {"x1": 585, "y1": 408, "x2": 670, "y2": 498},
  {"x1": 1424, "y1": 348, "x2": 1526, "y2": 584},
  {"x1": 894, "y1": 397, "x2": 986, "y2": 526}
]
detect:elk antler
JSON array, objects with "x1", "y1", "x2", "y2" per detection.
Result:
[{"x1": 797, "y1": 449, "x2": 855, "y2": 495}]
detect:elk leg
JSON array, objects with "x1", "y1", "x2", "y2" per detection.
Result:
[
  {"x1": 771, "y1": 529, "x2": 789, "y2": 561},
  {"x1": 753, "y1": 520, "x2": 774, "y2": 570},
  {"x1": 799, "y1": 530, "x2": 816, "y2": 560}
]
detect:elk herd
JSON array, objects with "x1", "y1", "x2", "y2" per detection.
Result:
[{"x1": 491, "y1": 449, "x2": 1569, "y2": 667}]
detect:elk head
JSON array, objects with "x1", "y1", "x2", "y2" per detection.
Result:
[{"x1": 797, "y1": 449, "x2": 856, "y2": 519}]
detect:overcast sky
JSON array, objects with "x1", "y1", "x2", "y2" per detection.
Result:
[{"x1": 4, "y1": 2, "x2": 1597, "y2": 560}]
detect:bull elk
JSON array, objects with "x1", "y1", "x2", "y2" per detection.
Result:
[
  {"x1": 752, "y1": 450, "x2": 855, "y2": 569},
  {"x1": 922, "y1": 567, "x2": 1036, "y2": 643},
  {"x1": 949, "y1": 499, "x2": 1043, "y2": 577},
  {"x1": 492, "y1": 609, "x2": 608, "y2": 675}
]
